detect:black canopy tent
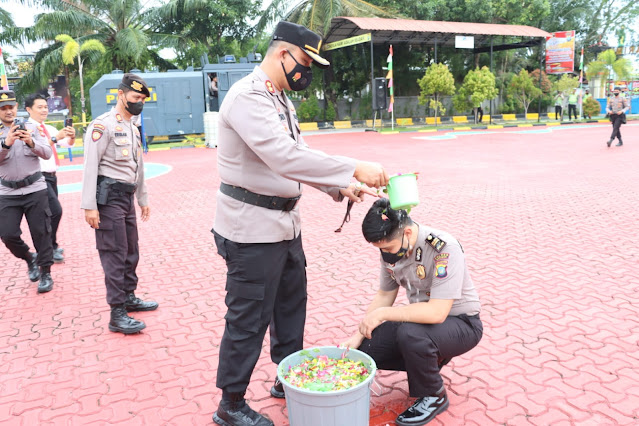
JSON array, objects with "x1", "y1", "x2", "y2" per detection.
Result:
[{"x1": 323, "y1": 17, "x2": 552, "y2": 122}]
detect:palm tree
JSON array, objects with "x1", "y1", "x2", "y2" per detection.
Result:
[
  {"x1": 586, "y1": 49, "x2": 633, "y2": 98},
  {"x1": 56, "y1": 34, "x2": 105, "y2": 124},
  {"x1": 1, "y1": 0, "x2": 184, "y2": 91},
  {"x1": 257, "y1": 0, "x2": 396, "y2": 36}
]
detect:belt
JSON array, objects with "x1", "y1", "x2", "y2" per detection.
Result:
[
  {"x1": 220, "y1": 182, "x2": 300, "y2": 212},
  {"x1": 43, "y1": 172, "x2": 56, "y2": 177},
  {"x1": 0, "y1": 172, "x2": 43, "y2": 189},
  {"x1": 97, "y1": 175, "x2": 137, "y2": 193}
]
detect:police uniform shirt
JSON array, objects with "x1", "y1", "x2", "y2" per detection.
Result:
[
  {"x1": 81, "y1": 108, "x2": 148, "y2": 210},
  {"x1": 380, "y1": 224, "x2": 481, "y2": 317},
  {"x1": 27, "y1": 117, "x2": 72, "y2": 173},
  {"x1": 607, "y1": 96, "x2": 629, "y2": 114},
  {"x1": 0, "y1": 121, "x2": 52, "y2": 196},
  {"x1": 214, "y1": 66, "x2": 357, "y2": 243}
]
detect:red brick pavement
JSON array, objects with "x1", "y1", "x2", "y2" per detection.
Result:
[{"x1": 1, "y1": 123, "x2": 638, "y2": 425}]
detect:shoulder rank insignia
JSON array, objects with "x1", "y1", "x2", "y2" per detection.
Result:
[
  {"x1": 416, "y1": 264, "x2": 426, "y2": 279},
  {"x1": 265, "y1": 80, "x2": 275, "y2": 94},
  {"x1": 426, "y1": 233, "x2": 446, "y2": 253},
  {"x1": 415, "y1": 247, "x2": 423, "y2": 262}
]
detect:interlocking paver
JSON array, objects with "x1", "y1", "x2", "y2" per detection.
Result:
[{"x1": 2, "y1": 124, "x2": 639, "y2": 424}]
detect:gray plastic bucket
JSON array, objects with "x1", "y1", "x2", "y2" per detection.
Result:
[{"x1": 277, "y1": 346, "x2": 377, "y2": 426}]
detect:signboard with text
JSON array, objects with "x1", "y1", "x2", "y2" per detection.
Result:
[{"x1": 545, "y1": 30, "x2": 575, "y2": 74}]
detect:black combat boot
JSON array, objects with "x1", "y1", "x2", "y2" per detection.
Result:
[
  {"x1": 606, "y1": 139, "x2": 613, "y2": 147},
  {"x1": 395, "y1": 386, "x2": 449, "y2": 426},
  {"x1": 616, "y1": 139, "x2": 623, "y2": 147},
  {"x1": 213, "y1": 392, "x2": 274, "y2": 426},
  {"x1": 124, "y1": 292, "x2": 159, "y2": 312},
  {"x1": 53, "y1": 247, "x2": 64, "y2": 263},
  {"x1": 37, "y1": 265, "x2": 53, "y2": 293},
  {"x1": 25, "y1": 252, "x2": 40, "y2": 282},
  {"x1": 270, "y1": 378, "x2": 285, "y2": 398},
  {"x1": 109, "y1": 305, "x2": 146, "y2": 334}
]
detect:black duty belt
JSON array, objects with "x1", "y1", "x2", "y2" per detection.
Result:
[
  {"x1": 97, "y1": 175, "x2": 137, "y2": 193},
  {"x1": 43, "y1": 172, "x2": 56, "y2": 177},
  {"x1": 220, "y1": 183, "x2": 300, "y2": 212},
  {"x1": 0, "y1": 172, "x2": 43, "y2": 189}
]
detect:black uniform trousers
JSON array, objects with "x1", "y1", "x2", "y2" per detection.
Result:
[
  {"x1": 43, "y1": 173, "x2": 63, "y2": 249},
  {"x1": 610, "y1": 114, "x2": 624, "y2": 142},
  {"x1": 213, "y1": 231, "x2": 307, "y2": 393},
  {"x1": 0, "y1": 189, "x2": 53, "y2": 267},
  {"x1": 358, "y1": 314, "x2": 483, "y2": 397},
  {"x1": 475, "y1": 107, "x2": 483, "y2": 123},
  {"x1": 95, "y1": 190, "x2": 139, "y2": 305},
  {"x1": 568, "y1": 104, "x2": 577, "y2": 120},
  {"x1": 555, "y1": 105, "x2": 562, "y2": 120}
]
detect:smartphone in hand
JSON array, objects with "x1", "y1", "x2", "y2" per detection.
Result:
[{"x1": 64, "y1": 118, "x2": 73, "y2": 128}]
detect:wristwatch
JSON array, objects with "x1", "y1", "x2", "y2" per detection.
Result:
[
  {"x1": 1, "y1": 139, "x2": 10, "y2": 150},
  {"x1": 51, "y1": 136, "x2": 58, "y2": 144}
]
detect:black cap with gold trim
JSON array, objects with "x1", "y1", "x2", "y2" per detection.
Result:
[
  {"x1": 272, "y1": 21, "x2": 330, "y2": 69},
  {"x1": 0, "y1": 90, "x2": 17, "y2": 108},
  {"x1": 119, "y1": 73, "x2": 150, "y2": 97}
]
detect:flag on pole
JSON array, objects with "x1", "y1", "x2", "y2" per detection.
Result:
[
  {"x1": 578, "y1": 47, "x2": 584, "y2": 83},
  {"x1": 386, "y1": 45, "x2": 394, "y2": 113},
  {"x1": 0, "y1": 47, "x2": 9, "y2": 90}
]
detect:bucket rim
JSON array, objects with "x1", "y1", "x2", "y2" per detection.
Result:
[{"x1": 277, "y1": 346, "x2": 377, "y2": 396}]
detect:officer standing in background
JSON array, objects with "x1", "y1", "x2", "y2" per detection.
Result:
[
  {"x1": 26, "y1": 93, "x2": 76, "y2": 263},
  {"x1": 567, "y1": 89, "x2": 578, "y2": 121},
  {"x1": 212, "y1": 21, "x2": 388, "y2": 426},
  {"x1": 81, "y1": 74, "x2": 158, "y2": 334},
  {"x1": 0, "y1": 90, "x2": 55, "y2": 293},
  {"x1": 606, "y1": 87, "x2": 629, "y2": 147}
]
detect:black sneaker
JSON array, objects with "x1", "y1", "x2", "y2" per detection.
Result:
[
  {"x1": 37, "y1": 272, "x2": 54, "y2": 293},
  {"x1": 270, "y1": 378, "x2": 285, "y2": 399},
  {"x1": 213, "y1": 402, "x2": 274, "y2": 426},
  {"x1": 53, "y1": 247, "x2": 64, "y2": 263},
  {"x1": 607, "y1": 139, "x2": 613, "y2": 147},
  {"x1": 395, "y1": 387, "x2": 449, "y2": 426}
]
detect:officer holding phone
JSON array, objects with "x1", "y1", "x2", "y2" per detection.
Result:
[
  {"x1": 26, "y1": 93, "x2": 76, "y2": 263},
  {"x1": 0, "y1": 90, "x2": 55, "y2": 293}
]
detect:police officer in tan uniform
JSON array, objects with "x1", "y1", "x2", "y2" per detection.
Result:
[
  {"x1": 342, "y1": 199, "x2": 483, "y2": 426},
  {"x1": 0, "y1": 90, "x2": 55, "y2": 293},
  {"x1": 81, "y1": 74, "x2": 158, "y2": 335},
  {"x1": 606, "y1": 87, "x2": 630, "y2": 147},
  {"x1": 212, "y1": 21, "x2": 388, "y2": 426}
]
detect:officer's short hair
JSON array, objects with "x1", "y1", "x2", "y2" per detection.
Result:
[
  {"x1": 25, "y1": 93, "x2": 47, "y2": 109},
  {"x1": 267, "y1": 39, "x2": 289, "y2": 55},
  {"x1": 362, "y1": 198, "x2": 413, "y2": 243}
]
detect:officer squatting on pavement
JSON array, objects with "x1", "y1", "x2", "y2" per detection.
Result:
[
  {"x1": 81, "y1": 74, "x2": 158, "y2": 335},
  {"x1": 342, "y1": 199, "x2": 483, "y2": 426},
  {"x1": 0, "y1": 90, "x2": 55, "y2": 294},
  {"x1": 211, "y1": 21, "x2": 389, "y2": 426}
]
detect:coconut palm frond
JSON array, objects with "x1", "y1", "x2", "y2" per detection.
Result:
[
  {"x1": 33, "y1": 10, "x2": 108, "y2": 40},
  {"x1": 113, "y1": 27, "x2": 148, "y2": 63},
  {"x1": 61, "y1": 39, "x2": 80, "y2": 65},
  {"x1": 0, "y1": 6, "x2": 14, "y2": 28},
  {"x1": 256, "y1": 0, "x2": 296, "y2": 36},
  {"x1": 80, "y1": 39, "x2": 107, "y2": 54},
  {"x1": 17, "y1": 45, "x2": 65, "y2": 91},
  {"x1": 612, "y1": 58, "x2": 632, "y2": 81}
]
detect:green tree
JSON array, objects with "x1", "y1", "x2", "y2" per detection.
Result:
[
  {"x1": 508, "y1": 69, "x2": 542, "y2": 115},
  {"x1": 453, "y1": 66, "x2": 497, "y2": 122},
  {"x1": 586, "y1": 49, "x2": 633, "y2": 97},
  {"x1": 2, "y1": 0, "x2": 183, "y2": 92},
  {"x1": 417, "y1": 63, "x2": 455, "y2": 125},
  {"x1": 296, "y1": 94, "x2": 320, "y2": 122},
  {"x1": 0, "y1": 6, "x2": 14, "y2": 29},
  {"x1": 582, "y1": 96, "x2": 601, "y2": 119},
  {"x1": 56, "y1": 34, "x2": 105, "y2": 123},
  {"x1": 553, "y1": 73, "x2": 579, "y2": 94}
]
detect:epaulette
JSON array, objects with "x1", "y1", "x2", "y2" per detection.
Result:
[{"x1": 426, "y1": 233, "x2": 446, "y2": 253}]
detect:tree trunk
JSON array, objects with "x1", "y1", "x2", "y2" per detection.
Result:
[{"x1": 79, "y1": 56, "x2": 86, "y2": 124}]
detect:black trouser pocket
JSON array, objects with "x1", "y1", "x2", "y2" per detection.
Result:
[
  {"x1": 44, "y1": 207, "x2": 52, "y2": 233},
  {"x1": 95, "y1": 219, "x2": 117, "y2": 251},
  {"x1": 224, "y1": 279, "x2": 265, "y2": 333}
]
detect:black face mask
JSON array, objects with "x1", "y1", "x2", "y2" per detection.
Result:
[
  {"x1": 281, "y1": 50, "x2": 312, "y2": 91},
  {"x1": 614, "y1": 93, "x2": 620, "y2": 97},
  {"x1": 381, "y1": 233, "x2": 409, "y2": 264},
  {"x1": 125, "y1": 100, "x2": 144, "y2": 115}
]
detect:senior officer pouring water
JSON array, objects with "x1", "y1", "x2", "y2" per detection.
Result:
[
  {"x1": 81, "y1": 73, "x2": 158, "y2": 335},
  {"x1": 211, "y1": 21, "x2": 389, "y2": 426}
]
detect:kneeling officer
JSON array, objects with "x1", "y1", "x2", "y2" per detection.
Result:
[{"x1": 81, "y1": 73, "x2": 158, "y2": 334}]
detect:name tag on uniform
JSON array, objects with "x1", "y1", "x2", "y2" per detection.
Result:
[{"x1": 115, "y1": 132, "x2": 128, "y2": 137}]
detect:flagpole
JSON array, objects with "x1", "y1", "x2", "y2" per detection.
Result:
[
  {"x1": 386, "y1": 45, "x2": 394, "y2": 130},
  {"x1": 0, "y1": 47, "x2": 9, "y2": 90},
  {"x1": 578, "y1": 47, "x2": 584, "y2": 118}
]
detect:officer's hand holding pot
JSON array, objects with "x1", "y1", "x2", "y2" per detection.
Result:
[{"x1": 354, "y1": 161, "x2": 389, "y2": 188}]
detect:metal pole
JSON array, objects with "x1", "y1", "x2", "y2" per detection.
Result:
[
  {"x1": 537, "y1": 39, "x2": 543, "y2": 123},
  {"x1": 490, "y1": 36, "x2": 493, "y2": 125},
  {"x1": 434, "y1": 39, "x2": 438, "y2": 63},
  {"x1": 370, "y1": 39, "x2": 375, "y2": 127}
]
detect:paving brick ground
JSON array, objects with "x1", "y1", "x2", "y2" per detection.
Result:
[{"x1": 1, "y1": 123, "x2": 638, "y2": 425}]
